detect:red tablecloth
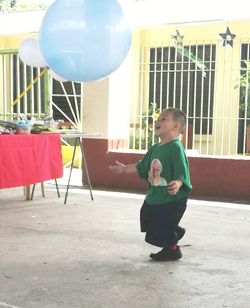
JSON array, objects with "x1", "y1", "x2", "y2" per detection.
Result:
[{"x1": 0, "y1": 133, "x2": 63, "y2": 189}]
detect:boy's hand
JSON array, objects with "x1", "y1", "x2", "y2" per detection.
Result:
[
  {"x1": 109, "y1": 160, "x2": 126, "y2": 174},
  {"x1": 167, "y1": 180, "x2": 182, "y2": 195}
]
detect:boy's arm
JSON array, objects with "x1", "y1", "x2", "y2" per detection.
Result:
[
  {"x1": 109, "y1": 160, "x2": 137, "y2": 174},
  {"x1": 168, "y1": 142, "x2": 192, "y2": 195}
]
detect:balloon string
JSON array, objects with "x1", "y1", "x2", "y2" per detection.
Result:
[
  {"x1": 12, "y1": 68, "x2": 46, "y2": 106},
  {"x1": 59, "y1": 81, "x2": 80, "y2": 127},
  {"x1": 51, "y1": 101, "x2": 79, "y2": 130},
  {"x1": 72, "y1": 82, "x2": 81, "y2": 126}
]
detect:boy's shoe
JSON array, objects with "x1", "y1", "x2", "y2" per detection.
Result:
[
  {"x1": 149, "y1": 245, "x2": 182, "y2": 261},
  {"x1": 176, "y1": 226, "x2": 186, "y2": 242}
]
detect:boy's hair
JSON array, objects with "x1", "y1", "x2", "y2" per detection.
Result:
[{"x1": 163, "y1": 107, "x2": 187, "y2": 133}]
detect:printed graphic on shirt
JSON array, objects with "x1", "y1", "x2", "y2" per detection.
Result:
[{"x1": 148, "y1": 159, "x2": 168, "y2": 186}]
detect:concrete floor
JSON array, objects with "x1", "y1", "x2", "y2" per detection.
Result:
[{"x1": 0, "y1": 182, "x2": 250, "y2": 308}]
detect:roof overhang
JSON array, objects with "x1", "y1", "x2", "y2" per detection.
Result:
[{"x1": 1, "y1": 0, "x2": 250, "y2": 36}]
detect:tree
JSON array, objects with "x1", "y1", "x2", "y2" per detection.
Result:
[
  {"x1": 0, "y1": 0, "x2": 17, "y2": 12},
  {"x1": 0, "y1": 0, "x2": 50, "y2": 12}
]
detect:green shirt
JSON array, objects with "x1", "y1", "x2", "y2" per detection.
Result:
[{"x1": 136, "y1": 139, "x2": 192, "y2": 205}]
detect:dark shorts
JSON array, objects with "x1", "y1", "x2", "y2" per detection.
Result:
[{"x1": 140, "y1": 198, "x2": 187, "y2": 247}]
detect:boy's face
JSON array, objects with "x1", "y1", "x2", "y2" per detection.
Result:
[{"x1": 155, "y1": 111, "x2": 179, "y2": 137}]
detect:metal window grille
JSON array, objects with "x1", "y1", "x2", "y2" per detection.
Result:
[
  {"x1": 238, "y1": 43, "x2": 250, "y2": 154},
  {"x1": 0, "y1": 50, "x2": 83, "y2": 131},
  {"x1": 148, "y1": 44, "x2": 215, "y2": 135},
  {"x1": 129, "y1": 39, "x2": 250, "y2": 156},
  {"x1": 51, "y1": 79, "x2": 83, "y2": 130},
  {"x1": 0, "y1": 50, "x2": 48, "y2": 120},
  {"x1": 50, "y1": 79, "x2": 83, "y2": 168}
]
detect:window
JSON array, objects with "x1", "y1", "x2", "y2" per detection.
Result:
[
  {"x1": 12, "y1": 54, "x2": 47, "y2": 116},
  {"x1": 52, "y1": 80, "x2": 82, "y2": 123},
  {"x1": 149, "y1": 44, "x2": 216, "y2": 134}
]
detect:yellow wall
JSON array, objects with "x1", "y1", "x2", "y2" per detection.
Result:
[
  {"x1": 2, "y1": 19, "x2": 250, "y2": 155},
  {"x1": 130, "y1": 19, "x2": 250, "y2": 155},
  {"x1": 0, "y1": 33, "x2": 37, "y2": 49},
  {"x1": 0, "y1": 30, "x2": 131, "y2": 147},
  {"x1": 0, "y1": 33, "x2": 39, "y2": 116}
]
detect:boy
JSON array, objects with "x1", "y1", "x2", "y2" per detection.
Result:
[{"x1": 109, "y1": 107, "x2": 192, "y2": 261}]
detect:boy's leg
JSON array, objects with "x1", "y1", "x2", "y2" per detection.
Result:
[
  {"x1": 175, "y1": 198, "x2": 188, "y2": 241},
  {"x1": 150, "y1": 198, "x2": 187, "y2": 261},
  {"x1": 176, "y1": 226, "x2": 186, "y2": 241},
  {"x1": 140, "y1": 200, "x2": 151, "y2": 232}
]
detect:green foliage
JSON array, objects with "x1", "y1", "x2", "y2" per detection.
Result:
[
  {"x1": 0, "y1": 0, "x2": 50, "y2": 12},
  {"x1": 0, "y1": 0, "x2": 16, "y2": 11},
  {"x1": 175, "y1": 44, "x2": 208, "y2": 78},
  {"x1": 130, "y1": 103, "x2": 160, "y2": 150},
  {"x1": 237, "y1": 60, "x2": 250, "y2": 121}
]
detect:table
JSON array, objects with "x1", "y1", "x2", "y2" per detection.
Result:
[
  {"x1": 0, "y1": 133, "x2": 63, "y2": 199},
  {"x1": 59, "y1": 132, "x2": 100, "y2": 204}
]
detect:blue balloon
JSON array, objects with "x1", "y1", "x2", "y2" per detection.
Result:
[{"x1": 39, "y1": 0, "x2": 131, "y2": 82}]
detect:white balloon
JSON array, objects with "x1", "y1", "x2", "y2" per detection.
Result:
[
  {"x1": 48, "y1": 69, "x2": 68, "y2": 82},
  {"x1": 18, "y1": 38, "x2": 47, "y2": 68}
]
